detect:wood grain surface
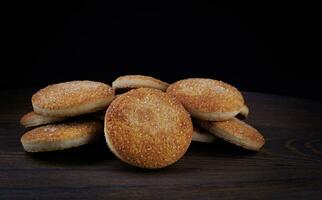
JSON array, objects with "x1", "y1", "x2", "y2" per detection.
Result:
[{"x1": 1, "y1": 89, "x2": 322, "y2": 200}]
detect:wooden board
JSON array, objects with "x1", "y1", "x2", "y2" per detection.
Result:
[{"x1": 1, "y1": 89, "x2": 322, "y2": 200}]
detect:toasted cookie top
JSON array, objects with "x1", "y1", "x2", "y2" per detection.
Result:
[
  {"x1": 32, "y1": 81, "x2": 114, "y2": 110},
  {"x1": 112, "y1": 75, "x2": 169, "y2": 91},
  {"x1": 167, "y1": 78, "x2": 244, "y2": 113},
  {"x1": 104, "y1": 88, "x2": 193, "y2": 169},
  {"x1": 197, "y1": 118, "x2": 265, "y2": 151},
  {"x1": 21, "y1": 121, "x2": 103, "y2": 144}
]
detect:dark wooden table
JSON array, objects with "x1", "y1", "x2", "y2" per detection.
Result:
[{"x1": 1, "y1": 89, "x2": 322, "y2": 200}]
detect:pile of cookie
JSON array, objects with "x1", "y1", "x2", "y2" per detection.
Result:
[{"x1": 20, "y1": 75, "x2": 265, "y2": 169}]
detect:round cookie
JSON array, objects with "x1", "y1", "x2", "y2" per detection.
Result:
[
  {"x1": 104, "y1": 88, "x2": 193, "y2": 169},
  {"x1": 166, "y1": 78, "x2": 245, "y2": 121},
  {"x1": 21, "y1": 121, "x2": 103, "y2": 152},
  {"x1": 197, "y1": 118, "x2": 265, "y2": 151},
  {"x1": 20, "y1": 111, "x2": 67, "y2": 128},
  {"x1": 192, "y1": 127, "x2": 217, "y2": 143},
  {"x1": 112, "y1": 75, "x2": 169, "y2": 91},
  {"x1": 32, "y1": 81, "x2": 114, "y2": 117}
]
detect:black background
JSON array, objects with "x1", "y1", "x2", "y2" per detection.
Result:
[{"x1": 4, "y1": 1, "x2": 321, "y2": 100}]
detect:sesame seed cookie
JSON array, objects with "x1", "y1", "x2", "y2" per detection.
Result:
[
  {"x1": 167, "y1": 78, "x2": 245, "y2": 121},
  {"x1": 196, "y1": 118, "x2": 265, "y2": 151},
  {"x1": 104, "y1": 88, "x2": 193, "y2": 169},
  {"x1": 21, "y1": 121, "x2": 103, "y2": 152},
  {"x1": 32, "y1": 81, "x2": 114, "y2": 117},
  {"x1": 20, "y1": 111, "x2": 67, "y2": 128},
  {"x1": 112, "y1": 75, "x2": 169, "y2": 91}
]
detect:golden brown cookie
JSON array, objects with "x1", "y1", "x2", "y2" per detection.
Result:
[
  {"x1": 167, "y1": 78, "x2": 245, "y2": 121},
  {"x1": 197, "y1": 118, "x2": 265, "y2": 151},
  {"x1": 112, "y1": 75, "x2": 169, "y2": 91},
  {"x1": 104, "y1": 88, "x2": 193, "y2": 169},
  {"x1": 21, "y1": 121, "x2": 103, "y2": 152},
  {"x1": 20, "y1": 111, "x2": 68, "y2": 128},
  {"x1": 32, "y1": 81, "x2": 114, "y2": 117}
]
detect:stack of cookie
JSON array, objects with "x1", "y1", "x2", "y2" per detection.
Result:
[
  {"x1": 166, "y1": 78, "x2": 265, "y2": 151},
  {"x1": 20, "y1": 76, "x2": 265, "y2": 169},
  {"x1": 20, "y1": 81, "x2": 115, "y2": 152}
]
